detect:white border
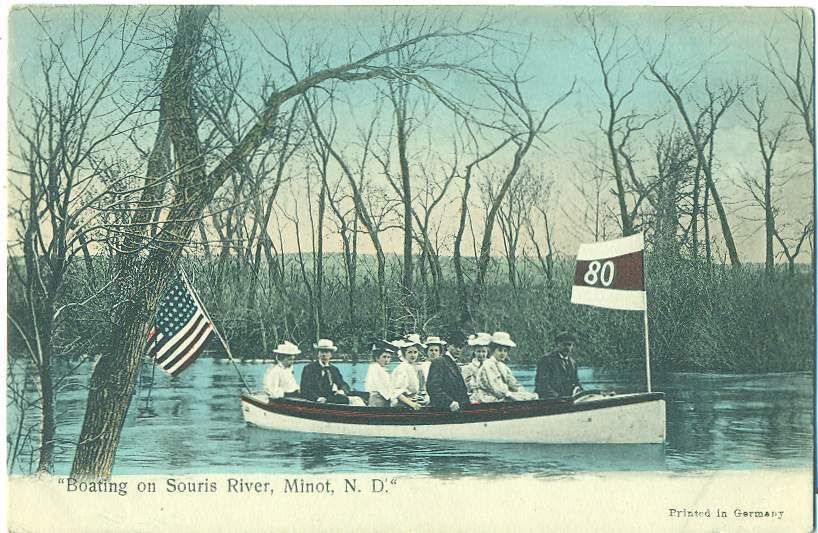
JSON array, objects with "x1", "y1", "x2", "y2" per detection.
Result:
[{"x1": 570, "y1": 285, "x2": 647, "y2": 311}]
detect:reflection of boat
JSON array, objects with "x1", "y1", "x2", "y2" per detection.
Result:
[{"x1": 240, "y1": 391, "x2": 666, "y2": 444}]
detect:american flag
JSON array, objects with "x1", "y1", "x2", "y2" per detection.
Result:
[{"x1": 147, "y1": 277, "x2": 214, "y2": 376}]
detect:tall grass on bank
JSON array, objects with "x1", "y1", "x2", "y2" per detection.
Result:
[{"x1": 7, "y1": 252, "x2": 815, "y2": 372}]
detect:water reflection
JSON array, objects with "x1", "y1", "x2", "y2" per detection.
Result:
[
  {"x1": 6, "y1": 358, "x2": 813, "y2": 476},
  {"x1": 243, "y1": 431, "x2": 668, "y2": 478}
]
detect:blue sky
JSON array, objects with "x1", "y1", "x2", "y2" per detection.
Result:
[{"x1": 6, "y1": 5, "x2": 814, "y2": 262}]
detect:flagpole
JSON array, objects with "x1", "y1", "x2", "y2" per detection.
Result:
[
  {"x1": 178, "y1": 267, "x2": 252, "y2": 394},
  {"x1": 642, "y1": 232, "x2": 652, "y2": 393},
  {"x1": 643, "y1": 307, "x2": 652, "y2": 393}
]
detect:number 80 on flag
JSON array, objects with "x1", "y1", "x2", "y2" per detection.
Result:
[{"x1": 571, "y1": 233, "x2": 647, "y2": 311}]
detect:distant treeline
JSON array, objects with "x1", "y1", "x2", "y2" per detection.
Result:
[{"x1": 7, "y1": 252, "x2": 814, "y2": 372}]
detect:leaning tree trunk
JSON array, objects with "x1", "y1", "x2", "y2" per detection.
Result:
[
  {"x1": 72, "y1": 6, "x2": 213, "y2": 478},
  {"x1": 71, "y1": 253, "x2": 178, "y2": 478},
  {"x1": 36, "y1": 346, "x2": 56, "y2": 474}
]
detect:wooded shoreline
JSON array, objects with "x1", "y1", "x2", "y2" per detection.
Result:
[{"x1": 8, "y1": 253, "x2": 814, "y2": 373}]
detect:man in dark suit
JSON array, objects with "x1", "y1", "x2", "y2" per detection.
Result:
[
  {"x1": 427, "y1": 334, "x2": 470, "y2": 412},
  {"x1": 300, "y1": 339, "x2": 352, "y2": 404},
  {"x1": 535, "y1": 331, "x2": 583, "y2": 400}
]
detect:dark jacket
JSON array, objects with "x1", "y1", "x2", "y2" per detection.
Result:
[
  {"x1": 427, "y1": 355, "x2": 470, "y2": 409},
  {"x1": 300, "y1": 362, "x2": 351, "y2": 403},
  {"x1": 535, "y1": 350, "x2": 581, "y2": 400}
]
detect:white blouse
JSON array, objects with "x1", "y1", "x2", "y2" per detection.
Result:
[
  {"x1": 391, "y1": 360, "x2": 420, "y2": 397},
  {"x1": 263, "y1": 363, "x2": 299, "y2": 399},
  {"x1": 365, "y1": 362, "x2": 395, "y2": 401}
]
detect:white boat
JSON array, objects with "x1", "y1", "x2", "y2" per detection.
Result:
[{"x1": 240, "y1": 391, "x2": 666, "y2": 444}]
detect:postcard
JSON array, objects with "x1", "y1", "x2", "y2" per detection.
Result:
[{"x1": 5, "y1": 4, "x2": 814, "y2": 532}]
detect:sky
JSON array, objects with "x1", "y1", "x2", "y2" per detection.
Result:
[{"x1": 5, "y1": 5, "x2": 815, "y2": 263}]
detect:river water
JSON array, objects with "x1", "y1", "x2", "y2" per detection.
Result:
[{"x1": 7, "y1": 358, "x2": 813, "y2": 476}]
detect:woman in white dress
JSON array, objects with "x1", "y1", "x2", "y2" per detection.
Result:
[
  {"x1": 475, "y1": 332, "x2": 538, "y2": 403},
  {"x1": 462, "y1": 332, "x2": 491, "y2": 402},
  {"x1": 366, "y1": 341, "x2": 425, "y2": 409},
  {"x1": 391, "y1": 340, "x2": 425, "y2": 409},
  {"x1": 263, "y1": 341, "x2": 301, "y2": 399}
]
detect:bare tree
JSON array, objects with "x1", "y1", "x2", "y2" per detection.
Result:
[
  {"x1": 647, "y1": 57, "x2": 742, "y2": 266},
  {"x1": 7, "y1": 7, "x2": 148, "y2": 473},
  {"x1": 72, "y1": 7, "x2": 500, "y2": 478},
  {"x1": 774, "y1": 221, "x2": 813, "y2": 274},
  {"x1": 645, "y1": 128, "x2": 697, "y2": 256},
  {"x1": 740, "y1": 87, "x2": 790, "y2": 273},
  {"x1": 520, "y1": 172, "x2": 557, "y2": 282},
  {"x1": 473, "y1": 68, "x2": 575, "y2": 296},
  {"x1": 451, "y1": 129, "x2": 517, "y2": 324},
  {"x1": 761, "y1": 10, "x2": 814, "y2": 149},
  {"x1": 562, "y1": 141, "x2": 618, "y2": 244},
  {"x1": 580, "y1": 10, "x2": 663, "y2": 236},
  {"x1": 493, "y1": 167, "x2": 541, "y2": 291},
  {"x1": 377, "y1": 121, "x2": 456, "y2": 313}
]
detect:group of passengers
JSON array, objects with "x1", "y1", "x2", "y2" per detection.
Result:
[{"x1": 262, "y1": 330, "x2": 583, "y2": 411}]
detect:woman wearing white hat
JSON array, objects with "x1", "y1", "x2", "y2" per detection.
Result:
[
  {"x1": 263, "y1": 341, "x2": 301, "y2": 399},
  {"x1": 462, "y1": 332, "x2": 491, "y2": 402},
  {"x1": 475, "y1": 332, "x2": 538, "y2": 402},
  {"x1": 391, "y1": 339, "x2": 426, "y2": 409},
  {"x1": 418, "y1": 334, "x2": 442, "y2": 383}
]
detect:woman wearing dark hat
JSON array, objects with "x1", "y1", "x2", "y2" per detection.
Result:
[
  {"x1": 535, "y1": 331, "x2": 583, "y2": 400},
  {"x1": 475, "y1": 332, "x2": 538, "y2": 402}
]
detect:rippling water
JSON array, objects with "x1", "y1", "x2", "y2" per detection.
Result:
[{"x1": 7, "y1": 358, "x2": 813, "y2": 476}]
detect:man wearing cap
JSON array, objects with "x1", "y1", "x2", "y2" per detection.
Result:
[
  {"x1": 535, "y1": 331, "x2": 583, "y2": 400},
  {"x1": 300, "y1": 339, "x2": 354, "y2": 404},
  {"x1": 427, "y1": 332, "x2": 470, "y2": 412},
  {"x1": 263, "y1": 341, "x2": 302, "y2": 399}
]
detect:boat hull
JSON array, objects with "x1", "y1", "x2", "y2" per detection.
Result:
[{"x1": 241, "y1": 392, "x2": 666, "y2": 444}]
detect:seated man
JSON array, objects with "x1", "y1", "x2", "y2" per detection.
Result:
[
  {"x1": 535, "y1": 331, "x2": 583, "y2": 400},
  {"x1": 263, "y1": 341, "x2": 301, "y2": 399},
  {"x1": 427, "y1": 333, "x2": 470, "y2": 412},
  {"x1": 300, "y1": 338, "x2": 364, "y2": 405}
]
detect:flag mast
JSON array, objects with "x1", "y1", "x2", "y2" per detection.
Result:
[
  {"x1": 570, "y1": 231, "x2": 653, "y2": 393},
  {"x1": 642, "y1": 234, "x2": 652, "y2": 392},
  {"x1": 179, "y1": 267, "x2": 252, "y2": 394},
  {"x1": 643, "y1": 309, "x2": 652, "y2": 392}
]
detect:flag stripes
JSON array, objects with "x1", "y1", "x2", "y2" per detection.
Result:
[{"x1": 147, "y1": 277, "x2": 214, "y2": 376}]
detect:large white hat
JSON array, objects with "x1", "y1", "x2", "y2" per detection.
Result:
[
  {"x1": 467, "y1": 332, "x2": 492, "y2": 346},
  {"x1": 400, "y1": 333, "x2": 426, "y2": 349},
  {"x1": 424, "y1": 335, "x2": 447, "y2": 346},
  {"x1": 313, "y1": 339, "x2": 338, "y2": 352},
  {"x1": 273, "y1": 341, "x2": 302, "y2": 356},
  {"x1": 490, "y1": 331, "x2": 517, "y2": 348}
]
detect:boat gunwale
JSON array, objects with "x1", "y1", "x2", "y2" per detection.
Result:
[{"x1": 241, "y1": 392, "x2": 665, "y2": 426}]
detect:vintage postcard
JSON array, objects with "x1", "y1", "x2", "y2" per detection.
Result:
[{"x1": 4, "y1": 3, "x2": 815, "y2": 532}]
